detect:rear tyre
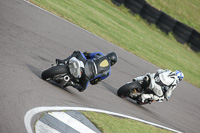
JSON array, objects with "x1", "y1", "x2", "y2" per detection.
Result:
[
  {"x1": 41, "y1": 65, "x2": 68, "y2": 80},
  {"x1": 117, "y1": 81, "x2": 141, "y2": 98}
]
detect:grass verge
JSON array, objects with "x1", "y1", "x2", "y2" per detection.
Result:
[{"x1": 81, "y1": 111, "x2": 172, "y2": 133}]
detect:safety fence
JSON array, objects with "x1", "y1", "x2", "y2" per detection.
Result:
[{"x1": 112, "y1": 0, "x2": 200, "y2": 51}]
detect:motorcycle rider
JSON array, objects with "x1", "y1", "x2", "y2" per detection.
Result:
[
  {"x1": 133, "y1": 69, "x2": 184, "y2": 103},
  {"x1": 56, "y1": 51, "x2": 117, "y2": 92}
]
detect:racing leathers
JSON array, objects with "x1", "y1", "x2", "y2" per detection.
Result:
[
  {"x1": 56, "y1": 51, "x2": 111, "y2": 92},
  {"x1": 133, "y1": 69, "x2": 179, "y2": 103}
]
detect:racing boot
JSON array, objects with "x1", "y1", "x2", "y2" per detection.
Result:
[
  {"x1": 56, "y1": 59, "x2": 65, "y2": 65},
  {"x1": 56, "y1": 58, "x2": 70, "y2": 65},
  {"x1": 73, "y1": 83, "x2": 85, "y2": 92}
]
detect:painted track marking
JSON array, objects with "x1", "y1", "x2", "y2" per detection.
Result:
[
  {"x1": 35, "y1": 120, "x2": 60, "y2": 133},
  {"x1": 48, "y1": 112, "x2": 96, "y2": 133},
  {"x1": 24, "y1": 106, "x2": 182, "y2": 133}
]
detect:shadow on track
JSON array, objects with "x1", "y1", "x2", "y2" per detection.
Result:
[
  {"x1": 101, "y1": 80, "x2": 162, "y2": 116},
  {"x1": 26, "y1": 64, "x2": 74, "y2": 93},
  {"x1": 125, "y1": 97, "x2": 163, "y2": 119},
  {"x1": 101, "y1": 81, "x2": 117, "y2": 95},
  {"x1": 26, "y1": 64, "x2": 42, "y2": 78}
]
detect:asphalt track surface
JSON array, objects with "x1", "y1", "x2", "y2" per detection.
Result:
[{"x1": 0, "y1": 0, "x2": 200, "y2": 133}]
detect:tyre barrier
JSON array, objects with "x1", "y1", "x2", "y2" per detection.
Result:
[
  {"x1": 111, "y1": 0, "x2": 125, "y2": 6},
  {"x1": 124, "y1": 0, "x2": 146, "y2": 14},
  {"x1": 156, "y1": 12, "x2": 177, "y2": 34},
  {"x1": 172, "y1": 21, "x2": 193, "y2": 44},
  {"x1": 140, "y1": 4, "x2": 162, "y2": 24},
  {"x1": 188, "y1": 30, "x2": 200, "y2": 51},
  {"x1": 112, "y1": 0, "x2": 200, "y2": 51}
]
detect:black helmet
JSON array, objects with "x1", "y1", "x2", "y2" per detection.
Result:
[{"x1": 106, "y1": 52, "x2": 117, "y2": 66}]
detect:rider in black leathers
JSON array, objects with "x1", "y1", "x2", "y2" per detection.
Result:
[{"x1": 56, "y1": 51, "x2": 117, "y2": 92}]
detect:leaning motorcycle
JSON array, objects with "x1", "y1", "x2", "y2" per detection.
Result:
[
  {"x1": 41, "y1": 57, "x2": 83, "y2": 89},
  {"x1": 117, "y1": 76, "x2": 158, "y2": 105}
]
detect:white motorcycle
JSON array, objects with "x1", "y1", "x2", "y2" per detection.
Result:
[{"x1": 117, "y1": 76, "x2": 159, "y2": 105}]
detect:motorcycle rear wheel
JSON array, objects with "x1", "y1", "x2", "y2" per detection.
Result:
[
  {"x1": 117, "y1": 81, "x2": 141, "y2": 98},
  {"x1": 41, "y1": 65, "x2": 68, "y2": 80}
]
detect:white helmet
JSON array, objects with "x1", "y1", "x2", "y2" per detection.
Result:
[{"x1": 175, "y1": 70, "x2": 184, "y2": 82}]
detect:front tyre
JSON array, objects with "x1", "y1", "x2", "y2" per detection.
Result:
[
  {"x1": 117, "y1": 81, "x2": 141, "y2": 98},
  {"x1": 41, "y1": 65, "x2": 68, "y2": 80}
]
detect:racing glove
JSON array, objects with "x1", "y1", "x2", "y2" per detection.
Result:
[
  {"x1": 83, "y1": 51, "x2": 91, "y2": 59},
  {"x1": 90, "y1": 77, "x2": 101, "y2": 85}
]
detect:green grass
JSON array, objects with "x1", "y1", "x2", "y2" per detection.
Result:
[
  {"x1": 29, "y1": 0, "x2": 200, "y2": 88},
  {"x1": 146, "y1": 0, "x2": 200, "y2": 32},
  {"x1": 81, "y1": 111, "x2": 172, "y2": 133}
]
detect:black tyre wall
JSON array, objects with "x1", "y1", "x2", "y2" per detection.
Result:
[
  {"x1": 124, "y1": 0, "x2": 147, "y2": 14},
  {"x1": 172, "y1": 21, "x2": 193, "y2": 44},
  {"x1": 140, "y1": 4, "x2": 161, "y2": 24},
  {"x1": 111, "y1": 0, "x2": 125, "y2": 6},
  {"x1": 188, "y1": 30, "x2": 200, "y2": 52},
  {"x1": 156, "y1": 13, "x2": 177, "y2": 33},
  {"x1": 111, "y1": 0, "x2": 200, "y2": 51}
]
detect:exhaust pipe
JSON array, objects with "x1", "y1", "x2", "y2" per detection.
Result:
[
  {"x1": 60, "y1": 75, "x2": 70, "y2": 87},
  {"x1": 63, "y1": 75, "x2": 70, "y2": 82}
]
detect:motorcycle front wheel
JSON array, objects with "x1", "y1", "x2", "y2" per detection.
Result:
[
  {"x1": 117, "y1": 81, "x2": 141, "y2": 98},
  {"x1": 41, "y1": 65, "x2": 69, "y2": 80}
]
